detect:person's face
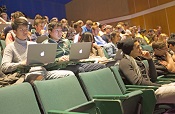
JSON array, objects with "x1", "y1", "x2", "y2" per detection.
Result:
[
  {"x1": 130, "y1": 41, "x2": 142, "y2": 58},
  {"x1": 2, "y1": 14, "x2": 7, "y2": 21},
  {"x1": 106, "y1": 28, "x2": 113, "y2": 34},
  {"x1": 114, "y1": 35, "x2": 121, "y2": 43},
  {"x1": 35, "y1": 23, "x2": 45, "y2": 33},
  {"x1": 93, "y1": 27, "x2": 100, "y2": 35},
  {"x1": 14, "y1": 25, "x2": 28, "y2": 40},
  {"x1": 49, "y1": 26, "x2": 63, "y2": 41},
  {"x1": 169, "y1": 44, "x2": 175, "y2": 52}
]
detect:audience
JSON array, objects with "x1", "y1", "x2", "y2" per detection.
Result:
[
  {"x1": 1, "y1": 18, "x2": 74, "y2": 82},
  {"x1": 118, "y1": 38, "x2": 175, "y2": 104},
  {"x1": 42, "y1": 21, "x2": 106, "y2": 74}
]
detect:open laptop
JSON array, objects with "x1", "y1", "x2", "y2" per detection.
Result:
[
  {"x1": 0, "y1": 24, "x2": 10, "y2": 32},
  {"x1": 26, "y1": 43, "x2": 57, "y2": 66},
  {"x1": 69, "y1": 42, "x2": 92, "y2": 61},
  {"x1": 114, "y1": 49, "x2": 124, "y2": 61},
  {"x1": 36, "y1": 35, "x2": 48, "y2": 43}
]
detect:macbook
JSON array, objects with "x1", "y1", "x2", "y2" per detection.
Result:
[
  {"x1": 0, "y1": 24, "x2": 10, "y2": 32},
  {"x1": 114, "y1": 49, "x2": 124, "y2": 61},
  {"x1": 69, "y1": 42, "x2": 92, "y2": 61},
  {"x1": 36, "y1": 35, "x2": 48, "y2": 43},
  {"x1": 26, "y1": 43, "x2": 57, "y2": 66}
]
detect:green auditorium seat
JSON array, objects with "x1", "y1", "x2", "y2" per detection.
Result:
[
  {"x1": 33, "y1": 75, "x2": 123, "y2": 114},
  {"x1": 0, "y1": 83, "x2": 41, "y2": 114},
  {"x1": 78, "y1": 68, "x2": 152, "y2": 114}
]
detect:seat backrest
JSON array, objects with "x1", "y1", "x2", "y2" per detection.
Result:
[
  {"x1": 110, "y1": 65, "x2": 127, "y2": 94},
  {"x1": 102, "y1": 47, "x2": 110, "y2": 59},
  {"x1": 33, "y1": 75, "x2": 90, "y2": 113},
  {"x1": 79, "y1": 68, "x2": 123, "y2": 100},
  {"x1": 0, "y1": 40, "x2": 6, "y2": 50},
  {"x1": 0, "y1": 83, "x2": 41, "y2": 114}
]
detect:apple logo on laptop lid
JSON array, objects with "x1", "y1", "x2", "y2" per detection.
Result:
[
  {"x1": 79, "y1": 49, "x2": 83, "y2": 54},
  {"x1": 40, "y1": 51, "x2": 45, "y2": 57}
]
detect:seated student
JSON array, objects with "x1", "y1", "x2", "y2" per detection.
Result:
[
  {"x1": 30, "y1": 17, "x2": 45, "y2": 41},
  {"x1": 103, "y1": 31, "x2": 121, "y2": 59},
  {"x1": 152, "y1": 41, "x2": 175, "y2": 76},
  {"x1": 42, "y1": 21, "x2": 106, "y2": 74},
  {"x1": 1, "y1": 18, "x2": 74, "y2": 82},
  {"x1": 118, "y1": 38, "x2": 175, "y2": 104}
]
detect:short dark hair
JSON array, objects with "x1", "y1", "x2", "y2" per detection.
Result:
[
  {"x1": 11, "y1": 18, "x2": 28, "y2": 30},
  {"x1": 167, "y1": 40, "x2": 175, "y2": 46},
  {"x1": 48, "y1": 22, "x2": 62, "y2": 31},
  {"x1": 152, "y1": 41, "x2": 166, "y2": 50}
]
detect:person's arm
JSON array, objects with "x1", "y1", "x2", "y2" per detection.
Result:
[
  {"x1": 1, "y1": 45, "x2": 23, "y2": 73},
  {"x1": 5, "y1": 32, "x2": 14, "y2": 45},
  {"x1": 0, "y1": 17, "x2": 7, "y2": 24},
  {"x1": 119, "y1": 58, "x2": 160, "y2": 86},
  {"x1": 147, "y1": 59, "x2": 158, "y2": 82}
]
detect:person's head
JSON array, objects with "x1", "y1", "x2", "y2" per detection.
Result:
[
  {"x1": 50, "y1": 17, "x2": 59, "y2": 23},
  {"x1": 73, "y1": 21, "x2": 82, "y2": 33},
  {"x1": 92, "y1": 24, "x2": 100, "y2": 36},
  {"x1": 110, "y1": 31, "x2": 121, "y2": 44},
  {"x1": 85, "y1": 20, "x2": 93, "y2": 29},
  {"x1": 147, "y1": 29, "x2": 155, "y2": 36},
  {"x1": 0, "y1": 12, "x2": 8, "y2": 21},
  {"x1": 11, "y1": 11, "x2": 24, "y2": 22},
  {"x1": 81, "y1": 32, "x2": 94, "y2": 43},
  {"x1": 48, "y1": 22, "x2": 62, "y2": 41},
  {"x1": 170, "y1": 33, "x2": 175, "y2": 40},
  {"x1": 11, "y1": 18, "x2": 28, "y2": 40},
  {"x1": 158, "y1": 33, "x2": 168, "y2": 43},
  {"x1": 105, "y1": 25, "x2": 113, "y2": 34},
  {"x1": 34, "y1": 18, "x2": 45, "y2": 33},
  {"x1": 152, "y1": 41, "x2": 168, "y2": 56},
  {"x1": 167, "y1": 40, "x2": 175, "y2": 52},
  {"x1": 138, "y1": 29, "x2": 146, "y2": 35},
  {"x1": 117, "y1": 38, "x2": 141, "y2": 58}
]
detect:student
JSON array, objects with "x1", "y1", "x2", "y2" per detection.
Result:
[
  {"x1": 42, "y1": 21, "x2": 106, "y2": 74},
  {"x1": 103, "y1": 31, "x2": 121, "y2": 59},
  {"x1": 118, "y1": 38, "x2": 175, "y2": 104},
  {"x1": 152, "y1": 41, "x2": 175, "y2": 75},
  {"x1": 1, "y1": 18, "x2": 74, "y2": 82}
]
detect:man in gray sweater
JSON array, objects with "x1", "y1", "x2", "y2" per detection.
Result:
[{"x1": 1, "y1": 18, "x2": 74, "y2": 82}]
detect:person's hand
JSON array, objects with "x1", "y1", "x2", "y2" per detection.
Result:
[
  {"x1": 20, "y1": 60, "x2": 27, "y2": 66},
  {"x1": 141, "y1": 51, "x2": 151, "y2": 59},
  {"x1": 159, "y1": 60, "x2": 168, "y2": 67},
  {"x1": 58, "y1": 56, "x2": 69, "y2": 62}
]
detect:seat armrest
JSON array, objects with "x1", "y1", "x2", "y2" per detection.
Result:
[
  {"x1": 48, "y1": 110, "x2": 88, "y2": 114},
  {"x1": 93, "y1": 90, "x2": 142, "y2": 100},
  {"x1": 94, "y1": 99, "x2": 123, "y2": 114},
  {"x1": 126, "y1": 85, "x2": 159, "y2": 90}
]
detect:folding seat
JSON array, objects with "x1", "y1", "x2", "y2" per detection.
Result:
[
  {"x1": 78, "y1": 68, "x2": 155, "y2": 114},
  {"x1": 33, "y1": 75, "x2": 123, "y2": 114},
  {"x1": 0, "y1": 83, "x2": 41, "y2": 114}
]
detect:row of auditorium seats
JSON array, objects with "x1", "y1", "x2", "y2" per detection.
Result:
[{"x1": 0, "y1": 67, "x2": 157, "y2": 114}]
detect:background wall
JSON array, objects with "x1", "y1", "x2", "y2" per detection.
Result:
[
  {"x1": 66, "y1": 0, "x2": 175, "y2": 35},
  {"x1": 0, "y1": 0, "x2": 71, "y2": 20}
]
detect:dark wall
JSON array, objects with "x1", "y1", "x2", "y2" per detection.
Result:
[{"x1": 0, "y1": 0, "x2": 66, "y2": 20}]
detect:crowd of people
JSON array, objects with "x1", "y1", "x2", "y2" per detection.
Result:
[{"x1": 1, "y1": 11, "x2": 175, "y2": 107}]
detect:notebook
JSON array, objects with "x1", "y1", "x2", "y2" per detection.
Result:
[
  {"x1": 26, "y1": 43, "x2": 57, "y2": 66},
  {"x1": 36, "y1": 35, "x2": 48, "y2": 43},
  {"x1": 114, "y1": 49, "x2": 124, "y2": 61},
  {"x1": 69, "y1": 42, "x2": 92, "y2": 61},
  {"x1": 0, "y1": 24, "x2": 10, "y2": 32}
]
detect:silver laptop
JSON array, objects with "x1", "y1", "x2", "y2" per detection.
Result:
[
  {"x1": 36, "y1": 35, "x2": 48, "y2": 43},
  {"x1": 69, "y1": 42, "x2": 92, "y2": 61},
  {"x1": 26, "y1": 43, "x2": 57, "y2": 65},
  {"x1": 114, "y1": 49, "x2": 124, "y2": 61},
  {"x1": 0, "y1": 24, "x2": 10, "y2": 32}
]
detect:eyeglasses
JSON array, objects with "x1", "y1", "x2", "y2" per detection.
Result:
[
  {"x1": 53, "y1": 29, "x2": 62, "y2": 32},
  {"x1": 18, "y1": 28, "x2": 29, "y2": 32}
]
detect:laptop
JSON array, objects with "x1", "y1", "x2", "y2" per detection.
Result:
[
  {"x1": 0, "y1": 24, "x2": 10, "y2": 32},
  {"x1": 114, "y1": 49, "x2": 124, "y2": 61},
  {"x1": 26, "y1": 43, "x2": 57, "y2": 66},
  {"x1": 36, "y1": 35, "x2": 48, "y2": 43},
  {"x1": 69, "y1": 42, "x2": 92, "y2": 61}
]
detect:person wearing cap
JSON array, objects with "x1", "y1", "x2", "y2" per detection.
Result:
[
  {"x1": 118, "y1": 38, "x2": 175, "y2": 104},
  {"x1": 101, "y1": 25, "x2": 113, "y2": 43}
]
